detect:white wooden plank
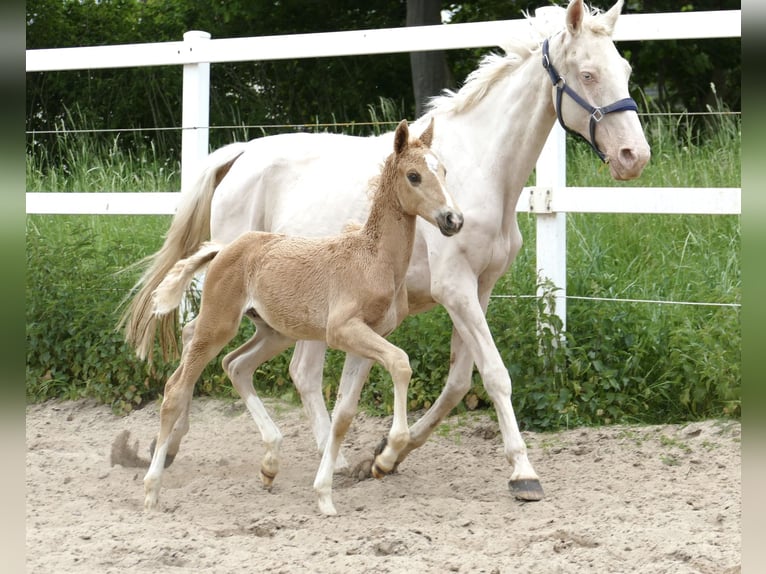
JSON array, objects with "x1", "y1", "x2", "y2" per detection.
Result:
[
  {"x1": 181, "y1": 32, "x2": 211, "y2": 194},
  {"x1": 535, "y1": 124, "x2": 568, "y2": 331},
  {"x1": 26, "y1": 193, "x2": 180, "y2": 215},
  {"x1": 547, "y1": 187, "x2": 741, "y2": 215},
  {"x1": 26, "y1": 11, "x2": 741, "y2": 73},
  {"x1": 25, "y1": 188, "x2": 740, "y2": 216},
  {"x1": 613, "y1": 10, "x2": 741, "y2": 41}
]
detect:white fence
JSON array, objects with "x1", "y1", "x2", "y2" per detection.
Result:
[{"x1": 25, "y1": 8, "x2": 742, "y2": 327}]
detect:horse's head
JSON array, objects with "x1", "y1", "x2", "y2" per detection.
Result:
[
  {"x1": 392, "y1": 118, "x2": 464, "y2": 236},
  {"x1": 543, "y1": 0, "x2": 650, "y2": 180}
]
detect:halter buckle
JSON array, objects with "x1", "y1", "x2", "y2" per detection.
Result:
[{"x1": 592, "y1": 108, "x2": 604, "y2": 122}]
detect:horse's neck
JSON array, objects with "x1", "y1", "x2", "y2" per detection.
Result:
[
  {"x1": 430, "y1": 51, "x2": 556, "y2": 206},
  {"x1": 361, "y1": 168, "x2": 416, "y2": 274}
]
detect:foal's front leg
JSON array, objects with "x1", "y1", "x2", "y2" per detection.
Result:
[{"x1": 314, "y1": 320, "x2": 412, "y2": 515}]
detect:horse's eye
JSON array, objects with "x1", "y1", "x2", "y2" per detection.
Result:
[
  {"x1": 407, "y1": 172, "x2": 421, "y2": 185},
  {"x1": 581, "y1": 71, "x2": 593, "y2": 82}
]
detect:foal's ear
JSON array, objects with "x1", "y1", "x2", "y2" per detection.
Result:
[
  {"x1": 566, "y1": 0, "x2": 585, "y2": 36},
  {"x1": 394, "y1": 119, "x2": 409, "y2": 155},
  {"x1": 419, "y1": 117, "x2": 435, "y2": 148}
]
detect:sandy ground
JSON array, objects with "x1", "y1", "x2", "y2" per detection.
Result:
[{"x1": 26, "y1": 397, "x2": 740, "y2": 573}]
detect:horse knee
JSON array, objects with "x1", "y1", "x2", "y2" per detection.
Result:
[
  {"x1": 481, "y1": 366, "x2": 512, "y2": 400},
  {"x1": 389, "y1": 351, "x2": 412, "y2": 385}
]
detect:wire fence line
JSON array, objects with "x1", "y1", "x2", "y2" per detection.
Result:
[
  {"x1": 490, "y1": 294, "x2": 740, "y2": 309},
  {"x1": 25, "y1": 110, "x2": 742, "y2": 137}
]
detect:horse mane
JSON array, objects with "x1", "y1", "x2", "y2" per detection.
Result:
[{"x1": 426, "y1": 2, "x2": 608, "y2": 116}]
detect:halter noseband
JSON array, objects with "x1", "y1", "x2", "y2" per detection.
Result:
[{"x1": 542, "y1": 37, "x2": 638, "y2": 163}]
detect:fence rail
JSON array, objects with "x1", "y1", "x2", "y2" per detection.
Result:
[
  {"x1": 25, "y1": 186, "x2": 742, "y2": 217},
  {"x1": 25, "y1": 8, "x2": 742, "y2": 327}
]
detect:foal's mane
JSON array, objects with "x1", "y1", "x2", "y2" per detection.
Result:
[{"x1": 425, "y1": 2, "x2": 608, "y2": 116}]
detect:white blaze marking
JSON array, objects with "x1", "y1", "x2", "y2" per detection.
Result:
[
  {"x1": 424, "y1": 151, "x2": 458, "y2": 211},
  {"x1": 425, "y1": 152, "x2": 440, "y2": 175}
]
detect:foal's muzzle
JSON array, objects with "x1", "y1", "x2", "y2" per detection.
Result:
[{"x1": 437, "y1": 211, "x2": 464, "y2": 236}]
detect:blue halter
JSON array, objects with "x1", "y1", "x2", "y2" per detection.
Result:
[{"x1": 542, "y1": 37, "x2": 638, "y2": 163}]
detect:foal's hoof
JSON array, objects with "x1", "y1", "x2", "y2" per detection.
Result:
[
  {"x1": 148, "y1": 438, "x2": 176, "y2": 468},
  {"x1": 351, "y1": 458, "x2": 374, "y2": 481},
  {"x1": 260, "y1": 469, "x2": 277, "y2": 491},
  {"x1": 508, "y1": 478, "x2": 545, "y2": 501}
]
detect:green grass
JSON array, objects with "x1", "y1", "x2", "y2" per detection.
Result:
[{"x1": 25, "y1": 108, "x2": 740, "y2": 429}]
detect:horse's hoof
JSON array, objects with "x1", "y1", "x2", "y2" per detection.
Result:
[
  {"x1": 371, "y1": 461, "x2": 387, "y2": 479},
  {"x1": 508, "y1": 478, "x2": 544, "y2": 501}
]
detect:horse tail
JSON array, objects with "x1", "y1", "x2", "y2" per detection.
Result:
[
  {"x1": 153, "y1": 242, "x2": 222, "y2": 316},
  {"x1": 118, "y1": 143, "x2": 247, "y2": 362}
]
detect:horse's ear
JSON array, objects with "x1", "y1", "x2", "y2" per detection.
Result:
[
  {"x1": 394, "y1": 119, "x2": 409, "y2": 155},
  {"x1": 601, "y1": 0, "x2": 624, "y2": 34},
  {"x1": 566, "y1": 0, "x2": 585, "y2": 36},
  {"x1": 419, "y1": 117, "x2": 435, "y2": 148}
]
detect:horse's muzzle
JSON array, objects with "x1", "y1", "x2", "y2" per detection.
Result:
[{"x1": 437, "y1": 211, "x2": 464, "y2": 236}]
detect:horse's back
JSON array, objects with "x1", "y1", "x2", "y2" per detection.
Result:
[{"x1": 210, "y1": 132, "x2": 393, "y2": 243}]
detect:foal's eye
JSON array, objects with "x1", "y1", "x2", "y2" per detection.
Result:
[
  {"x1": 407, "y1": 172, "x2": 421, "y2": 185},
  {"x1": 581, "y1": 71, "x2": 594, "y2": 82}
]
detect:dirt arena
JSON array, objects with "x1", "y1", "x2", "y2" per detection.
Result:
[{"x1": 26, "y1": 397, "x2": 740, "y2": 573}]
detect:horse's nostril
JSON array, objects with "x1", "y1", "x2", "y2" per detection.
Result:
[{"x1": 619, "y1": 147, "x2": 637, "y2": 167}]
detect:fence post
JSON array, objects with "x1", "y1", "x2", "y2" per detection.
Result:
[
  {"x1": 534, "y1": 123, "x2": 567, "y2": 333},
  {"x1": 181, "y1": 31, "x2": 211, "y2": 194}
]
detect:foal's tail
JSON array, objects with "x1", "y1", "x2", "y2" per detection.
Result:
[
  {"x1": 118, "y1": 143, "x2": 247, "y2": 362},
  {"x1": 153, "y1": 243, "x2": 222, "y2": 316}
]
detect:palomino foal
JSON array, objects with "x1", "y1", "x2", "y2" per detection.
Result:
[{"x1": 143, "y1": 119, "x2": 463, "y2": 515}]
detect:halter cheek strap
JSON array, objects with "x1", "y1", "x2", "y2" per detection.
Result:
[{"x1": 542, "y1": 38, "x2": 638, "y2": 163}]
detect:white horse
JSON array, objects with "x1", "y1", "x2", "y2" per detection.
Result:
[{"x1": 122, "y1": 0, "x2": 650, "y2": 502}]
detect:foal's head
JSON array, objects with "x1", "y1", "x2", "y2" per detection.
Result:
[{"x1": 389, "y1": 119, "x2": 463, "y2": 237}]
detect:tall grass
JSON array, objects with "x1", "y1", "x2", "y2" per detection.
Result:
[{"x1": 25, "y1": 102, "x2": 740, "y2": 428}]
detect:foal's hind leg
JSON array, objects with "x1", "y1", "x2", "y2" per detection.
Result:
[
  {"x1": 144, "y1": 309, "x2": 240, "y2": 510},
  {"x1": 223, "y1": 322, "x2": 294, "y2": 490},
  {"x1": 144, "y1": 336, "x2": 235, "y2": 509},
  {"x1": 148, "y1": 317, "x2": 199, "y2": 467}
]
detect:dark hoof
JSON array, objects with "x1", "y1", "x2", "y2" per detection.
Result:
[
  {"x1": 371, "y1": 461, "x2": 387, "y2": 480},
  {"x1": 148, "y1": 437, "x2": 176, "y2": 468},
  {"x1": 509, "y1": 478, "x2": 544, "y2": 501}
]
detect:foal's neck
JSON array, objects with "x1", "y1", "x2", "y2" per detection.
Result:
[{"x1": 361, "y1": 158, "x2": 416, "y2": 260}]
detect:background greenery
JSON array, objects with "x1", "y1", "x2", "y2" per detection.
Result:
[
  {"x1": 26, "y1": 0, "x2": 740, "y2": 164},
  {"x1": 25, "y1": 0, "x2": 741, "y2": 430}
]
